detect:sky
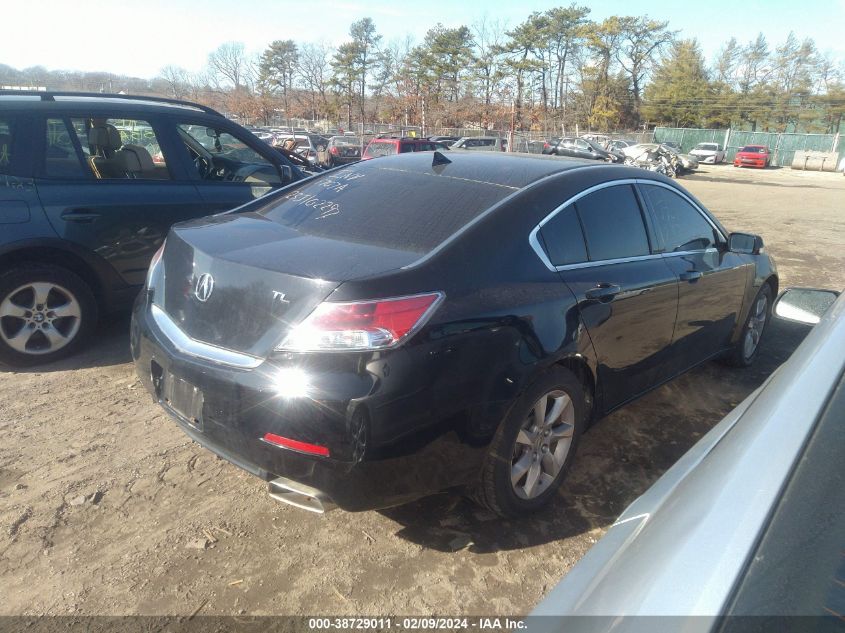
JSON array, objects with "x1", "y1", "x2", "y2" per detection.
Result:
[{"x1": 2, "y1": 0, "x2": 844, "y2": 79}]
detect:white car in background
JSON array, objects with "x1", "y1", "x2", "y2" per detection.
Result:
[{"x1": 689, "y1": 142, "x2": 726, "y2": 164}]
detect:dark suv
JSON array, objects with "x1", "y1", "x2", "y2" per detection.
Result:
[{"x1": 0, "y1": 91, "x2": 304, "y2": 366}]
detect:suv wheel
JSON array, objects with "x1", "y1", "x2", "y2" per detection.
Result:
[
  {"x1": 0, "y1": 265, "x2": 97, "y2": 367},
  {"x1": 474, "y1": 367, "x2": 585, "y2": 517}
]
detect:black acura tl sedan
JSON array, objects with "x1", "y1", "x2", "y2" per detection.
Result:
[{"x1": 131, "y1": 152, "x2": 777, "y2": 516}]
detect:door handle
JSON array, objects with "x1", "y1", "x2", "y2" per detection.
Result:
[
  {"x1": 60, "y1": 209, "x2": 101, "y2": 223},
  {"x1": 680, "y1": 271, "x2": 703, "y2": 282},
  {"x1": 585, "y1": 284, "x2": 621, "y2": 302}
]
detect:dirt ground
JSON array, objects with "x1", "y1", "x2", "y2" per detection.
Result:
[{"x1": 1, "y1": 165, "x2": 844, "y2": 617}]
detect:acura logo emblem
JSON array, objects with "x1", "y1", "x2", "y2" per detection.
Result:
[{"x1": 194, "y1": 273, "x2": 214, "y2": 302}]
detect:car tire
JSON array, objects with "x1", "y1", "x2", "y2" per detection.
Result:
[
  {"x1": 0, "y1": 265, "x2": 98, "y2": 367},
  {"x1": 473, "y1": 367, "x2": 585, "y2": 517},
  {"x1": 722, "y1": 284, "x2": 773, "y2": 368}
]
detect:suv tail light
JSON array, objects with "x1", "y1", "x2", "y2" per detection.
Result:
[{"x1": 277, "y1": 292, "x2": 444, "y2": 352}]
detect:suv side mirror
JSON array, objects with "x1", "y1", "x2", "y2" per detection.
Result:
[
  {"x1": 773, "y1": 288, "x2": 839, "y2": 325},
  {"x1": 728, "y1": 232, "x2": 764, "y2": 254},
  {"x1": 279, "y1": 164, "x2": 293, "y2": 183}
]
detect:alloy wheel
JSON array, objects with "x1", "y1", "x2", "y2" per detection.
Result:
[
  {"x1": 0, "y1": 282, "x2": 82, "y2": 355},
  {"x1": 510, "y1": 390, "x2": 576, "y2": 500},
  {"x1": 743, "y1": 293, "x2": 768, "y2": 360}
]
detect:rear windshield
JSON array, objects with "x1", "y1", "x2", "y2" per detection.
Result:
[
  {"x1": 364, "y1": 141, "x2": 397, "y2": 157},
  {"x1": 255, "y1": 162, "x2": 515, "y2": 253}
]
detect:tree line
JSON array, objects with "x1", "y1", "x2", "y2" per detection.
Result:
[{"x1": 2, "y1": 5, "x2": 843, "y2": 134}]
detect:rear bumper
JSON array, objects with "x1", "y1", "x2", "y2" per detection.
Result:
[
  {"x1": 734, "y1": 158, "x2": 767, "y2": 168},
  {"x1": 130, "y1": 296, "x2": 488, "y2": 511}
]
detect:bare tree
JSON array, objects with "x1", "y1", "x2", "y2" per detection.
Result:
[
  {"x1": 160, "y1": 65, "x2": 191, "y2": 99},
  {"x1": 297, "y1": 42, "x2": 332, "y2": 119},
  {"x1": 208, "y1": 42, "x2": 248, "y2": 89}
]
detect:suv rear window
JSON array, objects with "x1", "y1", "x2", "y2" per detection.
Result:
[
  {"x1": 364, "y1": 141, "x2": 397, "y2": 158},
  {"x1": 256, "y1": 162, "x2": 515, "y2": 253}
]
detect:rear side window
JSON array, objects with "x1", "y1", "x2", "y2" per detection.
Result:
[
  {"x1": 575, "y1": 185, "x2": 650, "y2": 261},
  {"x1": 641, "y1": 184, "x2": 717, "y2": 252},
  {"x1": 540, "y1": 205, "x2": 588, "y2": 266},
  {"x1": 257, "y1": 163, "x2": 514, "y2": 253},
  {"x1": 44, "y1": 118, "x2": 88, "y2": 179},
  {"x1": 63, "y1": 117, "x2": 172, "y2": 180},
  {"x1": 0, "y1": 117, "x2": 15, "y2": 175},
  {"x1": 364, "y1": 141, "x2": 397, "y2": 158}
]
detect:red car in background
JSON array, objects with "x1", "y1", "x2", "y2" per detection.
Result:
[{"x1": 734, "y1": 145, "x2": 771, "y2": 168}]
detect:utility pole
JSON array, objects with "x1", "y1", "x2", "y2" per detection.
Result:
[
  {"x1": 509, "y1": 98, "x2": 515, "y2": 153},
  {"x1": 562, "y1": 75, "x2": 570, "y2": 137}
]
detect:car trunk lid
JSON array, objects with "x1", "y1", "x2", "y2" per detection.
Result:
[{"x1": 155, "y1": 212, "x2": 420, "y2": 357}]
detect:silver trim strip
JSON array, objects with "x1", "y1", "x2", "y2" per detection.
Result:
[
  {"x1": 151, "y1": 304, "x2": 264, "y2": 369},
  {"x1": 528, "y1": 178, "x2": 726, "y2": 273}
]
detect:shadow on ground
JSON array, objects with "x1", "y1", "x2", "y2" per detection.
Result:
[
  {"x1": 2, "y1": 315, "x2": 132, "y2": 374},
  {"x1": 383, "y1": 317, "x2": 812, "y2": 552}
]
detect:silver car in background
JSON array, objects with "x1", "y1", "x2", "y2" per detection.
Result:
[{"x1": 531, "y1": 287, "x2": 844, "y2": 632}]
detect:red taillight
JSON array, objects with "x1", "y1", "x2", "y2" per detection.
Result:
[
  {"x1": 543, "y1": 142, "x2": 550, "y2": 149},
  {"x1": 330, "y1": 146, "x2": 339, "y2": 155},
  {"x1": 277, "y1": 292, "x2": 443, "y2": 352},
  {"x1": 145, "y1": 242, "x2": 165, "y2": 288},
  {"x1": 262, "y1": 432, "x2": 330, "y2": 457}
]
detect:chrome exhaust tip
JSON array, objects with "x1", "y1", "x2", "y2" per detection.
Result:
[{"x1": 268, "y1": 477, "x2": 337, "y2": 514}]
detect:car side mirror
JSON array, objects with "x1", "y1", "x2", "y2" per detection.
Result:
[
  {"x1": 773, "y1": 288, "x2": 839, "y2": 325},
  {"x1": 279, "y1": 164, "x2": 293, "y2": 183},
  {"x1": 205, "y1": 128, "x2": 218, "y2": 138},
  {"x1": 728, "y1": 232, "x2": 764, "y2": 254}
]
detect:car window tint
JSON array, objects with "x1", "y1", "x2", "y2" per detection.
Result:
[
  {"x1": 540, "y1": 205, "x2": 588, "y2": 266},
  {"x1": 44, "y1": 118, "x2": 87, "y2": 179},
  {"x1": 0, "y1": 117, "x2": 15, "y2": 174},
  {"x1": 575, "y1": 185, "x2": 650, "y2": 261},
  {"x1": 257, "y1": 162, "x2": 515, "y2": 254},
  {"x1": 641, "y1": 184, "x2": 716, "y2": 252}
]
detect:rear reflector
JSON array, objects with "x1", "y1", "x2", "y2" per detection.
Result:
[
  {"x1": 277, "y1": 292, "x2": 444, "y2": 352},
  {"x1": 262, "y1": 432, "x2": 330, "y2": 457}
]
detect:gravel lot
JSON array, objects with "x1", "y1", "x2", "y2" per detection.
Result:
[{"x1": 1, "y1": 165, "x2": 844, "y2": 616}]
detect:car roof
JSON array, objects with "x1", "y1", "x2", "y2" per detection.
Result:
[
  {"x1": 360, "y1": 150, "x2": 599, "y2": 189},
  {"x1": 0, "y1": 92, "x2": 219, "y2": 118}
]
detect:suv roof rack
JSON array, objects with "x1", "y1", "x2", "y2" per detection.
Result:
[{"x1": 0, "y1": 90, "x2": 222, "y2": 116}]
